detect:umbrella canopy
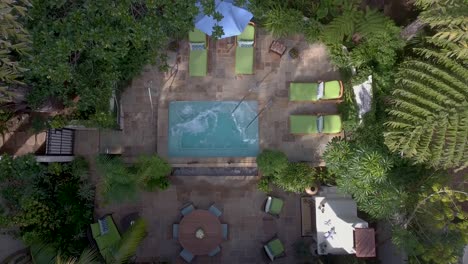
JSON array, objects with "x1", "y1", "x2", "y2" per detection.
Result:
[{"x1": 195, "y1": 0, "x2": 253, "y2": 39}]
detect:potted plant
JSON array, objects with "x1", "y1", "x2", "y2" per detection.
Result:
[
  {"x1": 168, "y1": 40, "x2": 180, "y2": 52},
  {"x1": 289, "y1": 47, "x2": 299, "y2": 59}
]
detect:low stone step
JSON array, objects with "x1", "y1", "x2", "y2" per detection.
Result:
[{"x1": 172, "y1": 167, "x2": 258, "y2": 177}]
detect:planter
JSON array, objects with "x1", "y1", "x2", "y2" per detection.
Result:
[
  {"x1": 168, "y1": 40, "x2": 180, "y2": 52},
  {"x1": 289, "y1": 47, "x2": 299, "y2": 59},
  {"x1": 305, "y1": 183, "x2": 320, "y2": 196}
]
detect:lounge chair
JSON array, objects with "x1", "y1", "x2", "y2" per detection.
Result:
[
  {"x1": 264, "y1": 196, "x2": 284, "y2": 216},
  {"x1": 289, "y1": 115, "x2": 342, "y2": 135},
  {"x1": 263, "y1": 238, "x2": 285, "y2": 261},
  {"x1": 208, "y1": 204, "x2": 222, "y2": 217},
  {"x1": 180, "y1": 248, "x2": 194, "y2": 263},
  {"x1": 189, "y1": 29, "x2": 208, "y2": 77},
  {"x1": 173, "y1": 224, "x2": 179, "y2": 239},
  {"x1": 90, "y1": 215, "x2": 121, "y2": 259},
  {"x1": 235, "y1": 22, "x2": 255, "y2": 75},
  {"x1": 181, "y1": 203, "x2": 195, "y2": 216},
  {"x1": 222, "y1": 224, "x2": 228, "y2": 240},
  {"x1": 208, "y1": 246, "x2": 221, "y2": 257},
  {"x1": 289, "y1": 80, "x2": 344, "y2": 102}
]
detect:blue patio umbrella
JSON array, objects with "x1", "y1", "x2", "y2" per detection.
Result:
[{"x1": 194, "y1": 0, "x2": 253, "y2": 39}]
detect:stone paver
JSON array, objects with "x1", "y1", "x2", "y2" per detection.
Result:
[
  {"x1": 95, "y1": 176, "x2": 313, "y2": 264},
  {"x1": 88, "y1": 31, "x2": 340, "y2": 263}
]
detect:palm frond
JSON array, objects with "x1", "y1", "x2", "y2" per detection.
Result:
[{"x1": 108, "y1": 218, "x2": 147, "y2": 264}]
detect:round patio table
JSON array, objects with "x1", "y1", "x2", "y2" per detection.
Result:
[{"x1": 179, "y1": 209, "x2": 223, "y2": 255}]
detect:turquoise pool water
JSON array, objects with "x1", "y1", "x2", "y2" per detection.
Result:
[{"x1": 168, "y1": 101, "x2": 259, "y2": 157}]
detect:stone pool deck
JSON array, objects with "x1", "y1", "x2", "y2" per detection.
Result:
[
  {"x1": 92, "y1": 176, "x2": 315, "y2": 264},
  {"x1": 121, "y1": 28, "x2": 342, "y2": 166},
  {"x1": 80, "y1": 30, "x2": 343, "y2": 263}
]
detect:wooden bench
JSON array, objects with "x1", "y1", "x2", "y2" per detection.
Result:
[{"x1": 301, "y1": 197, "x2": 316, "y2": 236}]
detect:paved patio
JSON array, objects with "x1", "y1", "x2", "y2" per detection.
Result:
[
  {"x1": 92, "y1": 176, "x2": 314, "y2": 264},
  {"x1": 121, "y1": 28, "x2": 342, "y2": 166},
  {"x1": 76, "y1": 29, "x2": 342, "y2": 263}
]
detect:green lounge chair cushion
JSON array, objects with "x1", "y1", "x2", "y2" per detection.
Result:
[
  {"x1": 290, "y1": 115, "x2": 318, "y2": 134},
  {"x1": 189, "y1": 49, "x2": 208, "y2": 77},
  {"x1": 235, "y1": 46, "x2": 254, "y2": 74},
  {"x1": 238, "y1": 24, "x2": 255, "y2": 41},
  {"x1": 91, "y1": 216, "x2": 121, "y2": 255},
  {"x1": 289, "y1": 83, "x2": 318, "y2": 101},
  {"x1": 189, "y1": 29, "x2": 206, "y2": 43},
  {"x1": 267, "y1": 239, "x2": 285, "y2": 257},
  {"x1": 269, "y1": 197, "x2": 284, "y2": 215},
  {"x1": 322, "y1": 81, "x2": 341, "y2": 99},
  {"x1": 322, "y1": 115, "x2": 342, "y2": 134}
]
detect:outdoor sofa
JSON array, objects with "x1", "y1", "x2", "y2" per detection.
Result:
[
  {"x1": 235, "y1": 22, "x2": 255, "y2": 75},
  {"x1": 189, "y1": 29, "x2": 208, "y2": 77},
  {"x1": 289, "y1": 80, "x2": 344, "y2": 102},
  {"x1": 289, "y1": 114, "x2": 342, "y2": 135},
  {"x1": 90, "y1": 215, "x2": 121, "y2": 260}
]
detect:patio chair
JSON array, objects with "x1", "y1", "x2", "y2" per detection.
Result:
[
  {"x1": 289, "y1": 114, "x2": 342, "y2": 135},
  {"x1": 235, "y1": 22, "x2": 255, "y2": 75},
  {"x1": 90, "y1": 215, "x2": 121, "y2": 259},
  {"x1": 208, "y1": 246, "x2": 221, "y2": 257},
  {"x1": 289, "y1": 80, "x2": 344, "y2": 102},
  {"x1": 180, "y1": 248, "x2": 194, "y2": 263},
  {"x1": 181, "y1": 203, "x2": 195, "y2": 216},
  {"x1": 263, "y1": 238, "x2": 285, "y2": 261},
  {"x1": 264, "y1": 196, "x2": 284, "y2": 216},
  {"x1": 172, "y1": 224, "x2": 179, "y2": 239},
  {"x1": 222, "y1": 224, "x2": 228, "y2": 240},
  {"x1": 189, "y1": 29, "x2": 208, "y2": 77},
  {"x1": 208, "y1": 204, "x2": 222, "y2": 217}
]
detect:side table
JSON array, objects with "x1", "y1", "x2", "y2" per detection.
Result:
[{"x1": 269, "y1": 41, "x2": 287, "y2": 57}]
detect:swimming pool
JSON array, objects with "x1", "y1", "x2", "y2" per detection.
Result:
[{"x1": 168, "y1": 101, "x2": 259, "y2": 157}]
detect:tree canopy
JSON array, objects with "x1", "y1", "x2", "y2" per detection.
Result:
[
  {"x1": 25, "y1": 0, "x2": 198, "y2": 113},
  {"x1": 384, "y1": 0, "x2": 468, "y2": 170}
]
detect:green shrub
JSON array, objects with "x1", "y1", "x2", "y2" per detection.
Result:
[
  {"x1": 0, "y1": 156, "x2": 94, "y2": 257},
  {"x1": 257, "y1": 176, "x2": 272, "y2": 193},
  {"x1": 272, "y1": 162, "x2": 316, "y2": 193},
  {"x1": 263, "y1": 5, "x2": 304, "y2": 37},
  {"x1": 257, "y1": 149, "x2": 289, "y2": 177},
  {"x1": 96, "y1": 155, "x2": 138, "y2": 203},
  {"x1": 135, "y1": 155, "x2": 172, "y2": 191},
  {"x1": 25, "y1": 0, "x2": 199, "y2": 114}
]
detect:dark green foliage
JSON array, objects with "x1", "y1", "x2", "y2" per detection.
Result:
[
  {"x1": 385, "y1": 47, "x2": 468, "y2": 169},
  {"x1": 257, "y1": 149, "x2": 322, "y2": 194},
  {"x1": 96, "y1": 154, "x2": 172, "y2": 203},
  {"x1": 274, "y1": 162, "x2": 316, "y2": 193},
  {"x1": 257, "y1": 149, "x2": 289, "y2": 177},
  {"x1": 415, "y1": 0, "x2": 468, "y2": 60},
  {"x1": 25, "y1": 0, "x2": 198, "y2": 114},
  {"x1": 323, "y1": 138, "x2": 405, "y2": 219},
  {"x1": 135, "y1": 155, "x2": 172, "y2": 191},
  {"x1": 392, "y1": 185, "x2": 468, "y2": 264},
  {"x1": 263, "y1": 4, "x2": 303, "y2": 37},
  {"x1": 0, "y1": 156, "x2": 94, "y2": 257},
  {"x1": 383, "y1": 0, "x2": 468, "y2": 170},
  {"x1": 0, "y1": 0, "x2": 31, "y2": 103},
  {"x1": 257, "y1": 177, "x2": 272, "y2": 193},
  {"x1": 337, "y1": 80, "x2": 359, "y2": 131},
  {"x1": 96, "y1": 155, "x2": 138, "y2": 204},
  {"x1": 0, "y1": 154, "x2": 44, "y2": 209}
]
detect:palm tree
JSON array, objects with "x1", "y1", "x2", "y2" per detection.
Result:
[{"x1": 32, "y1": 219, "x2": 147, "y2": 264}]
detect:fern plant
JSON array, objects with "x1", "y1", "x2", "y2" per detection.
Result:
[
  {"x1": 414, "y1": 0, "x2": 468, "y2": 60},
  {"x1": 384, "y1": 46, "x2": 468, "y2": 170},
  {"x1": 263, "y1": 4, "x2": 304, "y2": 37}
]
